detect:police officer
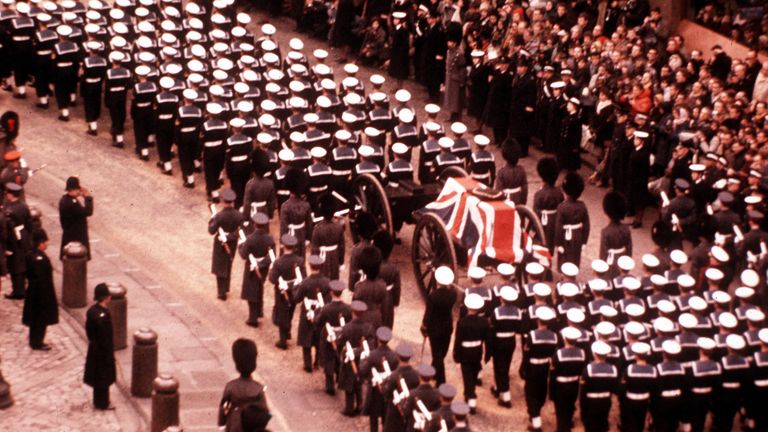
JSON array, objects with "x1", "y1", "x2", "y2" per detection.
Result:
[
  {"x1": 238, "y1": 213, "x2": 275, "y2": 327},
  {"x1": 104, "y1": 51, "x2": 131, "y2": 147},
  {"x1": 81, "y1": 41, "x2": 107, "y2": 135},
  {"x1": 550, "y1": 326, "x2": 587, "y2": 432},
  {"x1": 421, "y1": 266, "x2": 458, "y2": 385},
  {"x1": 315, "y1": 280, "x2": 352, "y2": 395},
  {"x1": 131, "y1": 65, "x2": 157, "y2": 161},
  {"x1": 521, "y1": 306, "x2": 558, "y2": 430},
  {"x1": 208, "y1": 188, "x2": 243, "y2": 301},
  {"x1": 359, "y1": 326, "x2": 399, "y2": 432},
  {"x1": 154, "y1": 77, "x2": 180, "y2": 175},
  {"x1": 337, "y1": 300, "x2": 374, "y2": 417},
  {"x1": 294, "y1": 254, "x2": 331, "y2": 372},
  {"x1": 453, "y1": 293, "x2": 490, "y2": 414},
  {"x1": 580, "y1": 341, "x2": 619, "y2": 432},
  {"x1": 487, "y1": 285, "x2": 522, "y2": 408}
]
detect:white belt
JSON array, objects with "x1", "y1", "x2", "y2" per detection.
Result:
[
  {"x1": 58, "y1": 62, "x2": 73, "y2": 67},
  {"x1": 563, "y1": 223, "x2": 583, "y2": 241},
  {"x1": 310, "y1": 185, "x2": 328, "y2": 193},
  {"x1": 754, "y1": 379, "x2": 768, "y2": 387},
  {"x1": 136, "y1": 102, "x2": 151, "y2": 108},
  {"x1": 495, "y1": 332, "x2": 515, "y2": 338},
  {"x1": 556, "y1": 376, "x2": 579, "y2": 383},
  {"x1": 691, "y1": 387, "x2": 711, "y2": 394},
  {"x1": 541, "y1": 209, "x2": 556, "y2": 226},
  {"x1": 661, "y1": 389, "x2": 681, "y2": 398},
  {"x1": 158, "y1": 114, "x2": 173, "y2": 120},
  {"x1": 606, "y1": 247, "x2": 626, "y2": 265},
  {"x1": 529, "y1": 357, "x2": 550, "y2": 365},
  {"x1": 12, "y1": 36, "x2": 30, "y2": 41},
  {"x1": 288, "y1": 222, "x2": 305, "y2": 236},
  {"x1": 277, "y1": 190, "x2": 290, "y2": 196},
  {"x1": 471, "y1": 172, "x2": 491, "y2": 180},
  {"x1": 204, "y1": 140, "x2": 223, "y2": 147},
  {"x1": 180, "y1": 127, "x2": 196, "y2": 133},
  {"x1": 110, "y1": 86, "x2": 126, "y2": 92},
  {"x1": 230, "y1": 155, "x2": 248, "y2": 162},
  {"x1": 37, "y1": 50, "x2": 52, "y2": 55},
  {"x1": 85, "y1": 77, "x2": 101, "y2": 83},
  {"x1": 332, "y1": 170, "x2": 352, "y2": 176},
  {"x1": 586, "y1": 392, "x2": 611, "y2": 399},
  {"x1": 625, "y1": 392, "x2": 650, "y2": 401},
  {"x1": 503, "y1": 187, "x2": 521, "y2": 200},
  {"x1": 461, "y1": 340, "x2": 482, "y2": 348},
  {"x1": 319, "y1": 244, "x2": 337, "y2": 260},
  {"x1": 722, "y1": 382, "x2": 741, "y2": 389},
  {"x1": 250, "y1": 201, "x2": 267, "y2": 218}
]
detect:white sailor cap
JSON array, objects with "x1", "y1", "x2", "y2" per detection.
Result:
[
  {"x1": 182, "y1": 89, "x2": 198, "y2": 101},
  {"x1": 370, "y1": 92, "x2": 387, "y2": 103},
  {"x1": 677, "y1": 274, "x2": 695, "y2": 289},
  {"x1": 592, "y1": 318, "x2": 617, "y2": 337},
  {"x1": 705, "y1": 267, "x2": 724, "y2": 281},
  {"x1": 288, "y1": 37, "x2": 303, "y2": 51},
  {"x1": 237, "y1": 100, "x2": 254, "y2": 113},
  {"x1": 84, "y1": 23, "x2": 101, "y2": 35},
  {"x1": 497, "y1": 263, "x2": 515, "y2": 276},
  {"x1": 342, "y1": 77, "x2": 359, "y2": 89},
  {"x1": 641, "y1": 253, "x2": 659, "y2": 268},
  {"x1": 464, "y1": 293, "x2": 485, "y2": 310},
  {"x1": 558, "y1": 282, "x2": 579, "y2": 298},
  {"x1": 212, "y1": 70, "x2": 229, "y2": 82},
  {"x1": 161, "y1": 46, "x2": 178, "y2": 58},
  {"x1": 678, "y1": 313, "x2": 697, "y2": 329},
  {"x1": 591, "y1": 259, "x2": 609, "y2": 273},
  {"x1": 392, "y1": 11, "x2": 407, "y2": 19},
  {"x1": 391, "y1": 143, "x2": 409, "y2": 155},
  {"x1": 188, "y1": 74, "x2": 204, "y2": 86},
  {"x1": 591, "y1": 340, "x2": 611, "y2": 356},
  {"x1": 560, "y1": 262, "x2": 578, "y2": 277},
  {"x1": 343, "y1": 63, "x2": 359, "y2": 75},
  {"x1": 697, "y1": 337, "x2": 716, "y2": 351},
  {"x1": 314, "y1": 64, "x2": 332, "y2": 77},
  {"x1": 398, "y1": 109, "x2": 415, "y2": 123},
  {"x1": 726, "y1": 334, "x2": 746, "y2": 351},
  {"x1": 710, "y1": 246, "x2": 729, "y2": 263},
  {"x1": 187, "y1": 59, "x2": 205, "y2": 73},
  {"x1": 689, "y1": 163, "x2": 706, "y2": 172},
  {"x1": 37, "y1": 12, "x2": 52, "y2": 23},
  {"x1": 85, "y1": 41, "x2": 102, "y2": 52},
  {"x1": 395, "y1": 89, "x2": 411, "y2": 102},
  {"x1": 745, "y1": 195, "x2": 762, "y2": 205},
  {"x1": 499, "y1": 286, "x2": 518, "y2": 302},
  {"x1": 85, "y1": 10, "x2": 100, "y2": 21},
  {"x1": 654, "y1": 317, "x2": 675, "y2": 333},
  {"x1": 289, "y1": 96, "x2": 307, "y2": 109},
  {"x1": 425, "y1": 122, "x2": 441, "y2": 133},
  {"x1": 662, "y1": 339, "x2": 681, "y2": 355},
  {"x1": 536, "y1": 306, "x2": 556, "y2": 322},
  {"x1": 217, "y1": 58, "x2": 234, "y2": 71},
  {"x1": 110, "y1": 34, "x2": 128, "y2": 48},
  {"x1": 261, "y1": 40, "x2": 278, "y2": 52},
  {"x1": 335, "y1": 130, "x2": 352, "y2": 141},
  {"x1": 741, "y1": 269, "x2": 760, "y2": 287},
  {"x1": 313, "y1": 49, "x2": 329, "y2": 60},
  {"x1": 358, "y1": 145, "x2": 375, "y2": 158},
  {"x1": 364, "y1": 127, "x2": 381, "y2": 137},
  {"x1": 261, "y1": 23, "x2": 276, "y2": 35},
  {"x1": 344, "y1": 92, "x2": 363, "y2": 105},
  {"x1": 617, "y1": 256, "x2": 635, "y2": 271},
  {"x1": 255, "y1": 133, "x2": 273, "y2": 145},
  {"x1": 433, "y1": 265, "x2": 454, "y2": 286},
  {"x1": 288, "y1": 51, "x2": 304, "y2": 62},
  {"x1": 234, "y1": 82, "x2": 250, "y2": 95},
  {"x1": 625, "y1": 303, "x2": 645, "y2": 318},
  {"x1": 137, "y1": 20, "x2": 154, "y2": 33},
  {"x1": 625, "y1": 321, "x2": 645, "y2": 336},
  {"x1": 263, "y1": 52, "x2": 279, "y2": 64},
  {"x1": 669, "y1": 249, "x2": 688, "y2": 265},
  {"x1": 184, "y1": 1, "x2": 201, "y2": 13},
  {"x1": 746, "y1": 308, "x2": 765, "y2": 322},
  {"x1": 633, "y1": 130, "x2": 649, "y2": 139},
  {"x1": 650, "y1": 274, "x2": 668, "y2": 286},
  {"x1": 210, "y1": 28, "x2": 227, "y2": 40},
  {"x1": 134, "y1": 65, "x2": 151, "y2": 77},
  {"x1": 278, "y1": 149, "x2": 294, "y2": 162},
  {"x1": 562, "y1": 326, "x2": 581, "y2": 341},
  {"x1": 264, "y1": 83, "x2": 281, "y2": 94},
  {"x1": 303, "y1": 113, "x2": 319, "y2": 124},
  {"x1": 599, "y1": 305, "x2": 618, "y2": 318},
  {"x1": 425, "y1": 104, "x2": 441, "y2": 114},
  {"x1": 657, "y1": 299, "x2": 676, "y2": 314},
  {"x1": 451, "y1": 122, "x2": 467, "y2": 135},
  {"x1": 566, "y1": 308, "x2": 585, "y2": 324},
  {"x1": 189, "y1": 44, "x2": 206, "y2": 58},
  {"x1": 550, "y1": 81, "x2": 566, "y2": 89},
  {"x1": 229, "y1": 117, "x2": 246, "y2": 129},
  {"x1": 711, "y1": 290, "x2": 731, "y2": 304},
  {"x1": 341, "y1": 112, "x2": 357, "y2": 124},
  {"x1": 112, "y1": 22, "x2": 129, "y2": 35},
  {"x1": 290, "y1": 63, "x2": 307, "y2": 75},
  {"x1": 470, "y1": 50, "x2": 485, "y2": 58},
  {"x1": 688, "y1": 296, "x2": 708, "y2": 312},
  {"x1": 310, "y1": 147, "x2": 327, "y2": 159},
  {"x1": 588, "y1": 278, "x2": 608, "y2": 292},
  {"x1": 231, "y1": 26, "x2": 248, "y2": 38},
  {"x1": 288, "y1": 80, "x2": 305, "y2": 93},
  {"x1": 267, "y1": 69, "x2": 284, "y2": 81},
  {"x1": 370, "y1": 74, "x2": 385, "y2": 85},
  {"x1": 159, "y1": 76, "x2": 175, "y2": 90},
  {"x1": 568, "y1": 97, "x2": 581, "y2": 106},
  {"x1": 719, "y1": 312, "x2": 738, "y2": 329},
  {"x1": 735, "y1": 286, "x2": 755, "y2": 300},
  {"x1": 321, "y1": 79, "x2": 336, "y2": 91},
  {"x1": 236, "y1": 12, "x2": 251, "y2": 25},
  {"x1": 631, "y1": 342, "x2": 651, "y2": 356},
  {"x1": 526, "y1": 282, "x2": 549, "y2": 298},
  {"x1": 57, "y1": 24, "x2": 73, "y2": 37},
  {"x1": 208, "y1": 85, "x2": 225, "y2": 98},
  {"x1": 526, "y1": 262, "x2": 545, "y2": 275},
  {"x1": 761, "y1": 329, "x2": 768, "y2": 344},
  {"x1": 138, "y1": 51, "x2": 157, "y2": 64},
  {"x1": 623, "y1": 277, "x2": 641, "y2": 291},
  {"x1": 438, "y1": 137, "x2": 454, "y2": 149},
  {"x1": 108, "y1": 51, "x2": 125, "y2": 62},
  {"x1": 474, "y1": 135, "x2": 490, "y2": 146}
]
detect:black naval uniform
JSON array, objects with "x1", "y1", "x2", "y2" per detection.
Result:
[
  {"x1": 452, "y1": 312, "x2": 491, "y2": 407},
  {"x1": 201, "y1": 115, "x2": 229, "y2": 199},
  {"x1": 176, "y1": 103, "x2": 204, "y2": 185},
  {"x1": 238, "y1": 226, "x2": 275, "y2": 324},
  {"x1": 550, "y1": 344, "x2": 587, "y2": 432},
  {"x1": 225, "y1": 131, "x2": 252, "y2": 206},
  {"x1": 154, "y1": 90, "x2": 179, "y2": 173},
  {"x1": 33, "y1": 26, "x2": 57, "y2": 105},
  {"x1": 579, "y1": 361, "x2": 619, "y2": 432},
  {"x1": 522, "y1": 327, "x2": 558, "y2": 423},
  {"x1": 131, "y1": 80, "x2": 158, "y2": 158},
  {"x1": 53, "y1": 38, "x2": 80, "y2": 115},
  {"x1": 488, "y1": 303, "x2": 522, "y2": 401},
  {"x1": 687, "y1": 357, "x2": 722, "y2": 432},
  {"x1": 653, "y1": 356, "x2": 686, "y2": 432},
  {"x1": 81, "y1": 53, "x2": 108, "y2": 129},
  {"x1": 422, "y1": 285, "x2": 458, "y2": 385},
  {"x1": 208, "y1": 206, "x2": 244, "y2": 299},
  {"x1": 620, "y1": 362, "x2": 657, "y2": 432},
  {"x1": 104, "y1": 63, "x2": 131, "y2": 144}
]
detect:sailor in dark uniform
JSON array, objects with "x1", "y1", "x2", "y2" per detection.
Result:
[
  {"x1": 368, "y1": 92, "x2": 393, "y2": 132},
  {"x1": 433, "y1": 137, "x2": 463, "y2": 182},
  {"x1": 421, "y1": 266, "x2": 458, "y2": 386},
  {"x1": 579, "y1": 341, "x2": 619, "y2": 432},
  {"x1": 153, "y1": 77, "x2": 179, "y2": 175},
  {"x1": 384, "y1": 143, "x2": 414, "y2": 189},
  {"x1": 329, "y1": 129, "x2": 357, "y2": 198},
  {"x1": 238, "y1": 213, "x2": 275, "y2": 327},
  {"x1": 392, "y1": 109, "x2": 419, "y2": 158},
  {"x1": 53, "y1": 25, "x2": 80, "y2": 121},
  {"x1": 533, "y1": 157, "x2": 563, "y2": 254},
  {"x1": 208, "y1": 189, "x2": 244, "y2": 301},
  {"x1": 554, "y1": 172, "x2": 590, "y2": 269},
  {"x1": 599, "y1": 191, "x2": 632, "y2": 274},
  {"x1": 619, "y1": 342, "x2": 657, "y2": 432},
  {"x1": 749, "y1": 329, "x2": 768, "y2": 432},
  {"x1": 453, "y1": 293, "x2": 490, "y2": 414},
  {"x1": 224, "y1": 117, "x2": 252, "y2": 202},
  {"x1": 174, "y1": 89, "x2": 203, "y2": 187},
  {"x1": 468, "y1": 135, "x2": 495, "y2": 187},
  {"x1": 8, "y1": 5, "x2": 35, "y2": 99},
  {"x1": 131, "y1": 64, "x2": 158, "y2": 160},
  {"x1": 307, "y1": 147, "x2": 332, "y2": 209},
  {"x1": 418, "y1": 122, "x2": 441, "y2": 184},
  {"x1": 521, "y1": 306, "x2": 558, "y2": 430},
  {"x1": 354, "y1": 145, "x2": 381, "y2": 180},
  {"x1": 487, "y1": 285, "x2": 522, "y2": 409},
  {"x1": 104, "y1": 51, "x2": 131, "y2": 147},
  {"x1": 269, "y1": 234, "x2": 306, "y2": 350},
  {"x1": 550, "y1": 326, "x2": 587, "y2": 432},
  {"x1": 653, "y1": 339, "x2": 686, "y2": 432},
  {"x1": 200, "y1": 102, "x2": 228, "y2": 199},
  {"x1": 713, "y1": 335, "x2": 750, "y2": 431},
  {"x1": 242, "y1": 149, "x2": 277, "y2": 223},
  {"x1": 81, "y1": 41, "x2": 107, "y2": 136},
  {"x1": 687, "y1": 337, "x2": 722, "y2": 432},
  {"x1": 279, "y1": 169, "x2": 313, "y2": 259},
  {"x1": 32, "y1": 12, "x2": 57, "y2": 108},
  {"x1": 449, "y1": 122, "x2": 470, "y2": 165}
]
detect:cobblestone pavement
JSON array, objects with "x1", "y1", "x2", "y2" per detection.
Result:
[{"x1": 0, "y1": 296, "x2": 121, "y2": 431}]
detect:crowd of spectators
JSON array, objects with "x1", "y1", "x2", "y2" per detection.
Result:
[{"x1": 695, "y1": 0, "x2": 768, "y2": 52}]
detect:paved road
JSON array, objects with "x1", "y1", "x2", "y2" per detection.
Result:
[{"x1": 0, "y1": 9, "x2": 657, "y2": 432}]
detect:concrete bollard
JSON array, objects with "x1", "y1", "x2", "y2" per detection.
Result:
[
  {"x1": 151, "y1": 374, "x2": 180, "y2": 432},
  {"x1": 131, "y1": 328, "x2": 158, "y2": 398},
  {"x1": 106, "y1": 283, "x2": 127, "y2": 350},
  {"x1": 61, "y1": 242, "x2": 88, "y2": 308},
  {"x1": 0, "y1": 354, "x2": 13, "y2": 409}
]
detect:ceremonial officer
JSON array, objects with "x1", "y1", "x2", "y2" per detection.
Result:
[
  {"x1": 495, "y1": 142, "x2": 527, "y2": 204},
  {"x1": 382, "y1": 343, "x2": 420, "y2": 432},
  {"x1": 533, "y1": 157, "x2": 564, "y2": 253},
  {"x1": 242, "y1": 149, "x2": 277, "y2": 222},
  {"x1": 359, "y1": 326, "x2": 399, "y2": 432},
  {"x1": 402, "y1": 364, "x2": 441, "y2": 432},
  {"x1": 453, "y1": 293, "x2": 490, "y2": 414},
  {"x1": 131, "y1": 65, "x2": 157, "y2": 161},
  {"x1": 269, "y1": 234, "x2": 305, "y2": 350},
  {"x1": 421, "y1": 266, "x2": 458, "y2": 385},
  {"x1": 83, "y1": 284, "x2": 116, "y2": 410},
  {"x1": 81, "y1": 41, "x2": 107, "y2": 136},
  {"x1": 424, "y1": 383, "x2": 458, "y2": 432},
  {"x1": 373, "y1": 231, "x2": 400, "y2": 329},
  {"x1": 238, "y1": 213, "x2": 275, "y2": 327},
  {"x1": 580, "y1": 341, "x2": 619, "y2": 432},
  {"x1": 316, "y1": 280, "x2": 353, "y2": 395},
  {"x1": 154, "y1": 77, "x2": 180, "y2": 176},
  {"x1": 550, "y1": 326, "x2": 587, "y2": 432},
  {"x1": 200, "y1": 102, "x2": 228, "y2": 200},
  {"x1": 600, "y1": 191, "x2": 632, "y2": 272},
  {"x1": 104, "y1": 51, "x2": 131, "y2": 147},
  {"x1": 653, "y1": 339, "x2": 686, "y2": 432},
  {"x1": 294, "y1": 255, "x2": 331, "y2": 373},
  {"x1": 468, "y1": 135, "x2": 495, "y2": 188},
  {"x1": 554, "y1": 172, "x2": 590, "y2": 268},
  {"x1": 208, "y1": 188, "x2": 243, "y2": 301},
  {"x1": 53, "y1": 25, "x2": 80, "y2": 122},
  {"x1": 487, "y1": 286, "x2": 522, "y2": 408},
  {"x1": 620, "y1": 342, "x2": 657, "y2": 432},
  {"x1": 337, "y1": 300, "x2": 374, "y2": 417},
  {"x1": 3, "y1": 182, "x2": 31, "y2": 299},
  {"x1": 310, "y1": 194, "x2": 345, "y2": 281},
  {"x1": 521, "y1": 306, "x2": 558, "y2": 431}
]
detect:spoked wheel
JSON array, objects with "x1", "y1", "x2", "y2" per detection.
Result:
[
  {"x1": 437, "y1": 166, "x2": 469, "y2": 185},
  {"x1": 513, "y1": 204, "x2": 548, "y2": 283},
  {"x1": 352, "y1": 173, "x2": 393, "y2": 237},
  {"x1": 412, "y1": 213, "x2": 458, "y2": 298}
]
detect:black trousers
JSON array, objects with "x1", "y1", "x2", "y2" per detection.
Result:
[
  {"x1": 492, "y1": 345, "x2": 515, "y2": 393},
  {"x1": 177, "y1": 133, "x2": 198, "y2": 176},
  {"x1": 203, "y1": 149, "x2": 226, "y2": 194},
  {"x1": 33, "y1": 59, "x2": 52, "y2": 97},
  {"x1": 131, "y1": 108, "x2": 153, "y2": 153},
  {"x1": 216, "y1": 277, "x2": 230, "y2": 298},
  {"x1": 107, "y1": 100, "x2": 127, "y2": 136},
  {"x1": 82, "y1": 84, "x2": 102, "y2": 122},
  {"x1": 460, "y1": 360, "x2": 481, "y2": 401},
  {"x1": 620, "y1": 398, "x2": 649, "y2": 432},
  {"x1": 54, "y1": 72, "x2": 77, "y2": 109},
  {"x1": 551, "y1": 383, "x2": 579, "y2": 432},
  {"x1": 93, "y1": 385, "x2": 110, "y2": 409},
  {"x1": 429, "y1": 333, "x2": 450, "y2": 385},
  {"x1": 652, "y1": 398, "x2": 682, "y2": 432},
  {"x1": 344, "y1": 385, "x2": 362, "y2": 412},
  {"x1": 523, "y1": 365, "x2": 549, "y2": 417},
  {"x1": 580, "y1": 397, "x2": 611, "y2": 432},
  {"x1": 155, "y1": 121, "x2": 175, "y2": 163},
  {"x1": 302, "y1": 347, "x2": 315, "y2": 369},
  {"x1": 28, "y1": 324, "x2": 46, "y2": 348},
  {"x1": 688, "y1": 395, "x2": 712, "y2": 432},
  {"x1": 247, "y1": 301, "x2": 261, "y2": 323},
  {"x1": 10, "y1": 272, "x2": 25, "y2": 297},
  {"x1": 278, "y1": 325, "x2": 290, "y2": 343}
]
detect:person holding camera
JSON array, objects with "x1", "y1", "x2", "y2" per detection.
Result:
[{"x1": 58, "y1": 176, "x2": 94, "y2": 260}]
